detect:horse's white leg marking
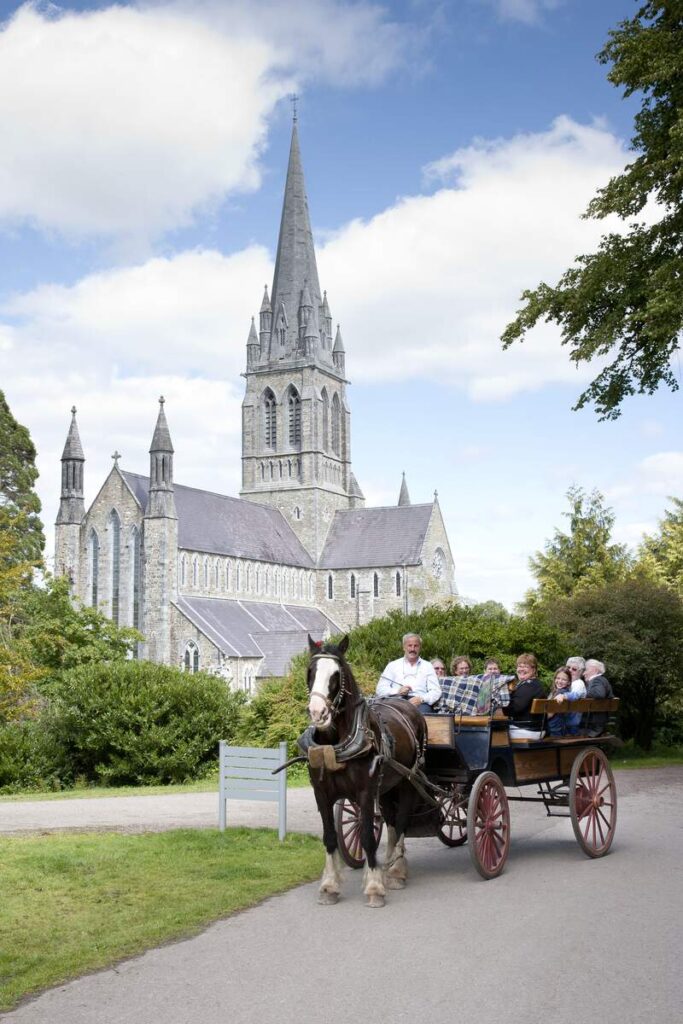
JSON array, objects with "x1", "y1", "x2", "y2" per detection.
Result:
[
  {"x1": 318, "y1": 851, "x2": 342, "y2": 905},
  {"x1": 363, "y1": 866, "x2": 386, "y2": 909},
  {"x1": 308, "y1": 657, "x2": 338, "y2": 729},
  {"x1": 385, "y1": 832, "x2": 407, "y2": 889},
  {"x1": 385, "y1": 824, "x2": 398, "y2": 864}
]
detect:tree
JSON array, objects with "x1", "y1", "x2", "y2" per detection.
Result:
[
  {"x1": 502, "y1": 2, "x2": 683, "y2": 419},
  {"x1": 0, "y1": 511, "x2": 43, "y2": 723},
  {"x1": 0, "y1": 390, "x2": 44, "y2": 565},
  {"x1": 638, "y1": 496, "x2": 683, "y2": 595},
  {"x1": 546, "y1": 573, "x2": 683, "y2": 750},
  {"x1": 525, "y1": 486, "x2": 631, "y2": 607}
]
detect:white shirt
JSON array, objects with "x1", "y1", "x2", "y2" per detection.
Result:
[
  {"x1": 376, "y1": 656, "x2": 442, "y2": 706},
  {"x1": 570, "y1": 678, "x2": 587, "y2": 697}
]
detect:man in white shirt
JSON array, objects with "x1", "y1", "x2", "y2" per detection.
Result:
[{"x1": 376, "y1": 633, "x2": 441, "y2": 713}]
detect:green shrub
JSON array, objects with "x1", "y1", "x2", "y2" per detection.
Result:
[
  {"x1": 0, "y1": 719, "x2": 62, "y2": 793},
  {"x1": 44, "y1": 661, "x2": 245, "y2": 786}
]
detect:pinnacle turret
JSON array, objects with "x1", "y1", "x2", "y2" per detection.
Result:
[
  {"x1": 333, "y1": 324, "x2": 345, "y2": 374},
  {"x1": 56, "y1": 406, "x2": 85, "y2": 525},
  {"x1": 247, "y1": 317, "x2": 260, "y2": 368},
  {"x1": 146, "y1": 397, "x2": 177, "y2": 519},
  {"x1": 398, "y1": 472, "x2": 411, "y2": 507}
]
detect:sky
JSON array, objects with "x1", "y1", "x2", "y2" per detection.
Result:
[{"x1": 0, "y1": 0, "x2": 681, "y2": 609}]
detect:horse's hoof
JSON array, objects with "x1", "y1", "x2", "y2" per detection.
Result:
[
  {"x1": 366, "y1": 894, "x2": 386, "y2": 908},
  {"x1": 317, "y1": 890, "x2": 339, "y2": 906},
  {"x1": 385, "y1": 875, "x2": 406, "y2": 890}
]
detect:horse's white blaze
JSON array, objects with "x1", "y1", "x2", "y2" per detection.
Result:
[{"x1": 308, "y1": 656, "x2": 339, "y2": 727}]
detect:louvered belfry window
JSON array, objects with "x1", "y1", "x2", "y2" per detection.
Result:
[
  {"x1": 288, "y1": 386, "x2": 301, "y2": 446},
  {"x1": 263, "y1": 389, "x2": 277, "y2": 449}
]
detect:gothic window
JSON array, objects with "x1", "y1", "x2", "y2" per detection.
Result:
[
  {"x1": 299, "y1": 570, "x2": 305, "y2": 598},
  {"x1": 395, "y1": 571, "x2": 402, "y2": 597},
  {"x1": 131, "y1": 526, "x2": 141, "y2": 630},
  {"x1": 282, "y1": 568, "x2": 289, "y2": 598},
  {"x1": 327, "y1": 574, "x2": 334, "y2": 600},
  {"x1": 293, "y1": 506, "x2": 302, "y2": 520},
  {"x1": 350, "y1": 573, "x2": 356, "y2": 599},
  {"x1": 263, "y1": 388, "x2": 277, "y2": 449},
  {"x1": 109, "y1": 510, "x2": 121, "y2": 625},
  {"x1": 246, "y1": 563, "x2": 252, "y2": 592},
  {"x1": 308, "y1": 573, "x2": 314, "y2": 600},
  {"x1": 214, "y1": 560, "x2": 219, "y2": 589},
  {"x1": 321, "y1": 388, "x2": 329, "y2": 451},
  {"x1": 203, "y1": 557, "x2": 209, "y2": 589},
  {"x1": 432, "y1": 548, "x2": 445, "y2": 580},
  {"x1": 255, "y1": 565, "x2": 261, "y2": 593},
  {"x1": 192, "y1": 556, "x2": 198, "y2": 587},
  {"x1": 274, "y1": 566, "x2": 281, "y2": 596},
  {"x1": 180, "y1": 554, "x2": 187, "y2": 587},
  {"x1": 292, "y1": 571, "x2": 298, "y2": 599},
  {"x1": 373, "y1": 572, "x2": 379, "y2": 598},
  {"x1": 287, "y1": 386, "x2": 301, "y2": 446},
  {"x1": 183, "y1": 641, "x2": 200, "y2": 674},
  {"x1": 89, "y1": 529, "x2": 100, "y2": 608},
  {"x1": 226, "y1": 560, "x2": 232, "y2": 590},
  {"x1": 236, "y1": 562, "x2": 242, "y2": 592},
  {"x1": 331, "y1": 393, "x2": 341, "y2": 456},
  {"x1": 264, "y1": 566, "x2": 270, "y2": 594}
]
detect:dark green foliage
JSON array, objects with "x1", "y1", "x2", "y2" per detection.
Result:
[
  {"x1": 0, "y1": 390, "x2": 44, "y2": 566},
  {"x1": 545, "y1": 573, "x2": 683, "y2": 750},
  {"x1": 43, "y1": 661, "x2": 245, "y2": 786},
  {"x1": 235, "y1": 655, "x2": 310, "y2": 758},
  {"x1": 502, "y1": 2, "x2": 683, "y2": 419},
  {"x1": 0, "y1": 720, "x2": 62, "y2": 793}
]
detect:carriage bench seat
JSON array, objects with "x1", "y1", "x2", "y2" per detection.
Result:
[{"x1": 530, "y1": 698, "x2": 620, "y2": 715}]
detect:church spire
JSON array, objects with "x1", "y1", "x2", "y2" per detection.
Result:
[
  {"x1": 146, "y1": 397, "x2": 176, "y2": 519},
  {"x1": 56, "y1": 406, "x2": 85, "y2": 525},
  {"x1": 398, "y1": 472, "x2": 411, "y2": 506},
  {"x1": 269, "y1": 119, "x2": 324, "y2": 362}
]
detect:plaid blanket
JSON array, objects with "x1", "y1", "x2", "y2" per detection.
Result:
[{"x1": 438, "y1": 674, "x2": 513, "y2": 715}]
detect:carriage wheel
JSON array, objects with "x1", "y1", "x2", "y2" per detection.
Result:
[
  {"x1": 466, "y1": 771, "x2": 510, "y2": 879},
  {"x1": 436, "y1": 784, "x2": 468, "y2": 847},
  {"x1": 569, "y1": 746, "x2": 617, "y2": 858},
  {"x1": 334, "y1": 799, "x2": 384, "y2": 869}
]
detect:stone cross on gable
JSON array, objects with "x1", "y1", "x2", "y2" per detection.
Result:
[{"x1": 111, "y1": 450, "x2": 122, "y2": 467}]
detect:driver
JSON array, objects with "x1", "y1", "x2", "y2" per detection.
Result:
[{"x1": 376, "y1": 632, "x2": 441, "y2": 714}]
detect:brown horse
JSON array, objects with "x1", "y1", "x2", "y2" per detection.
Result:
[{"x1": 304, "y1": 635, "x2": 426, "y2": 908}]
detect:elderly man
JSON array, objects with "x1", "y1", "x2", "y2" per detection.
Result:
[{"x1": 376, "y1": 633, "x2": 441, "y2": 713}]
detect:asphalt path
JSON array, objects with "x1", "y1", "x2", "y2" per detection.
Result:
[{"x1": 2, "y1": 767, "x2": 682, "y2": 1024}]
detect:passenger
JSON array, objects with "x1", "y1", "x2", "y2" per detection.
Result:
[
  {"x1": 566, "y1": 656, "x2": 587, "y2": 697},
  {"x1": 376, "y1": 632, "x2": 441, "y2": 714},
  {"x1": 556, "y1": 658, "x2": 613, "y2": 736},
  {"x1": 504, "y1": 653, "x2": 546, "y2": 739},
  {"x1": 431, "y1": 659, "x2": 446, "y2": 679},
  {"x1": 440, "y1": 660, "x2": 512, "y2": 716},
  {"x1": 546, "y1": 667, "x2": 574, "y2": 737},
  {"x1": 477, "y1": 658, "x2": 514, "y2": 714},
  {"x1": 450, "y1": 656, "x2": 472, "y2": 676}
]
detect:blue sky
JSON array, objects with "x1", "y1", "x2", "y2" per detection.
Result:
[{"x1": 0, "y1": 0, "x2": 680, "y2": 607}]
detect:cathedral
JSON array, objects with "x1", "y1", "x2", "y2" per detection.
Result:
[{"x1": 55, "y1": 120, "x2": 458, "y2": 691}]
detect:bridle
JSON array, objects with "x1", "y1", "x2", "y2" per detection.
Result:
[{"x1": 308, "y1": 652, "x2": 349, "y2": 719}]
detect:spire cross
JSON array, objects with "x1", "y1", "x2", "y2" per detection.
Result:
[
  {"x1": 290, "y1": 93, "x2": 299, "y2": 122},
  {"x1": 71, "y1": 405, "x2": 77, "y2": 416},
  {"x1": 159, "y1": 395, "x2": 165, "y2": 406},
  {"x1": 112, "y1": 450, "x2": 121, "y2": 466}
]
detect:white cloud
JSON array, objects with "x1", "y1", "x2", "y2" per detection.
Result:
[
  {"x1": 485, "y1": 0, "x2": 562, "y2": 25},
  {"x1": 318, "y1": 116, "x2": 627, "y2": 398},
  {"x1": 0, "y1": 1, "x2": 415, "y2": 241}
]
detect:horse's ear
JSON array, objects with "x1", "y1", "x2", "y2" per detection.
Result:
[
  {"x1": 338, "y1": 634, "x2": 350, "y2": 655},
  {"x1": 308, "y1": 634, "x2": 321, "y2": 653}
]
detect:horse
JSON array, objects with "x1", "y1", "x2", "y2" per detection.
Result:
[{"x1": 304, "y1": 634, "x2": 427, "y2": 908}]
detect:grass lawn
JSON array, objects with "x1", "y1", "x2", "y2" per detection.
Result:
[
  {"x1": 0, "y1": 828, "x2": 322, "y2": 1012},
  {"x1": 609, "y1": 743, "x2": 683, "y2": 769}
]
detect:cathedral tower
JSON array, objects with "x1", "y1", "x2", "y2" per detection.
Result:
[
  {"x1": 142, "y1": 397, "x2": 178, "y2": 664},
  {"x1": 55, "y1": 406, "x2": 85, "y2": 589},
  {"x1": 240, "y1": 118, "x2": 364, "y2": 559}
]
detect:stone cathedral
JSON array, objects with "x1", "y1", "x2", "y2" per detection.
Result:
[{"x1": 55, "y1": 121, "x2": 458, "y2": 691}]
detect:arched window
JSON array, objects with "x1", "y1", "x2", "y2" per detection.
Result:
[
  {"x1": 327, "y1": 574, "x2": 334, "y2": 600},
  {"x1": 203, "y1": 557, "x2": 209, "y2": 589},
  {"x1": 293, "y1": 505, "x2": 302, "y2": 520},
  {"x1": 308, "y1": 573, "x2": 315, "y2": 600},
  {"x1": 274, "y1": 566, "x2": 281, "y2": 597},
  {"x1": 214, "y1": 560, "x2": 219, "y2": 589},
  {"x1": 192, "y1": 556, "x2": 198, "y2": 587},
  {"x1": 255, "y1": 565, "x2": 261, "y2": 593},
  {"x1": 183, "y1": 641, "x2": 200, "y2": 674},
  {"x1": 331, "y1": 393, "x2": 341, "y2": 455},
  {"x1": 89, "y1": 529, "x2": 100, "y2": 608},
  {"x1": 432, "y1": 548, "x2": 445, "y2": 580},
  {"x1": 299, "y1": 570, "x2": 306, "y2": 599},
  {"x1": 287, "y1": 386, "x2": 301, "y2": 446},
  {"x1": 131, "y1": 526, "x2": 141, "y2": 630},
  {"x1": 350, "y1": 573, "x2": 356, "y2": 599},
  {"x1": 395, "y1": 571, "x2": 402, "y2": 597},
  {"x1": 321, "y1": 388, "x2": 329, "y2": 450},
  {"x1": 236, "y1": 561, "x2": 242, "y2": 592},
  {"x1": 226, "y1": 560, "x2": 232, "y2": 591},
  {"x1": 373, "y1": 572, "x2": 379, "y2": 598},
  {"x1": 180, "y1": 554, "x2": 187, "y2": 587},
  {"x1": 282, "y1": 568, "x2": 289, "y2": 598},
  {"x1": 109, "y1": 510, "x2": 121, "y2": 625},
  {"x1": 263, "y1": 388, "x2": 277, "y2": 449},
  {"x1": 264, "y1": 566, "x2": 270, "y2": 594},
  {"x1": 246, "y1": 563, "x2": 252, "y2": 593}
]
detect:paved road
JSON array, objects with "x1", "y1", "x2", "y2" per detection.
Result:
[{"x1": 2, "y1": 768, "x2": 682, "y2": 1024}]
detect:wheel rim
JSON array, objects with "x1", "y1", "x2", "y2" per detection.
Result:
[
  {"x1": 570, "y1": 747, "x2": 616, "y2": 857},
  {"x1": 334, "y1": 799, "x2": 383, "y2": 869},
  {"x1": 467, "y1": 772, "x2": 510, "y2": 879}
]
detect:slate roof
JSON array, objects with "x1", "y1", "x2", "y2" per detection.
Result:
[
  {"x1": 319, "y1": 503, "x2": 434, "y2": 569},
  {"x1": 122, "y1": 472, "x2": 314, "y2": 567},
  {"x1": 175, "y1": 597, "x2": 337, "y2": 677}
]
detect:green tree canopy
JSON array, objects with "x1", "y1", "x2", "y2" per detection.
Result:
[
  {"x1": 502, "y1": 2, "x2": 683, "y2": 419},
  {"x1": 0, "y1": 391, "x2": 44, "y2": 566},
  {"x1": 525, "y1": 486, "x2": 631, "y2": 608},
  {"x1": 638, "y1": 496, "x2": 683, "y2": 595},
  {"x1": 545, "y1": 573, "x2": 683, "y2": 750}
]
